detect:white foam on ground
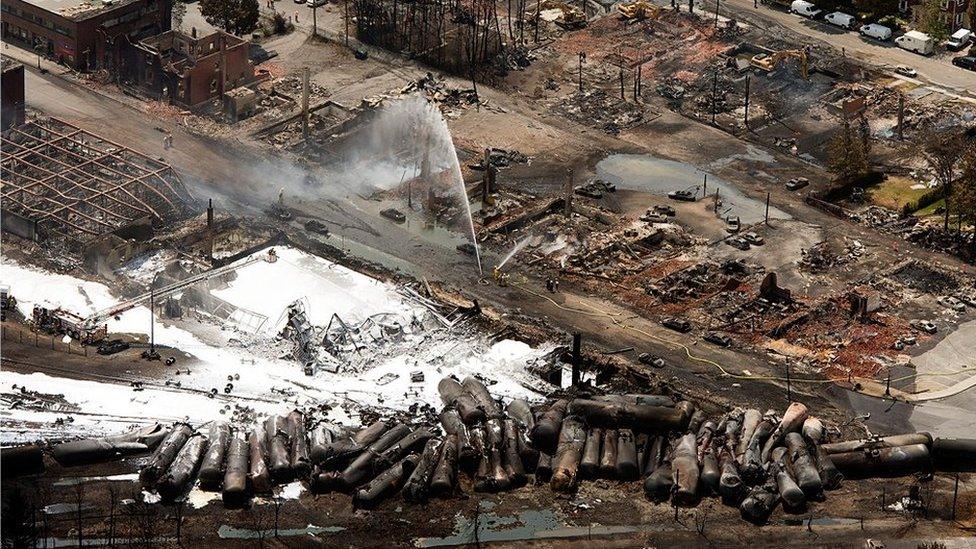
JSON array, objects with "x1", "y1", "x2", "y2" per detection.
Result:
[
  {"x1": 211, "y1": 246, "x2": 418, "y2": 334},
  {"x1": 1, "y1": 250, "x2": 553, "y2": 443}
]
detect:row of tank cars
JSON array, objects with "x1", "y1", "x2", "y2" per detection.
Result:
[{"x1": 787, "y1": 0, "x2": 975, "y2": 70}]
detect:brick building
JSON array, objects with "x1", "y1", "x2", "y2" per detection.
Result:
[
  {"x1": 0, "y1": 0, "x2": 171, "y2": 71},
  {"x1": 122, "y1": 29, "x2": 258, "y2": 108},
  {"x1": 900, "y1": 0, "x2": 970, "y2": 32},
  {"x1": 1, "y1": 59, "x2": 26, "y2": 130}
]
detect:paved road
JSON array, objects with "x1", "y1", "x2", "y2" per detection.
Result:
[{"x1": 718, "y1": 0, "x2": 976, "y2": 93}]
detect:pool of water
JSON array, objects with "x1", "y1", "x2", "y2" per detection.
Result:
[
  {"x1": 217, "y1": 524, "x2": 346, "y2": 540},
  {"x1": 595, "y1": 154, "x2": 791, "y2": 225}
]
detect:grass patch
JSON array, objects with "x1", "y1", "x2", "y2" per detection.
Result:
[{"x1": 868, "y1": 175, "x2": 930, "y2": 210}]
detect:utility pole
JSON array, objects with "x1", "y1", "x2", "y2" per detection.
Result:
[
  {"x1": 714, "y1": 0, "x2": 720, "y2": 28},
  {"x1": 301, "y1": 67, "x2": 310, "y2": 142},
  {"x1": 951, "y1": 474, "x2": 960, "y2": 521},
  {"x1": 620, "y1": 66, "x2": 625, "y2": 99},
  {"x1": 578, "y1": 51, "x2": 586, "y2": 92},
  {"x1": 744, "y1": 74, "x2": 751, "y2": 130},
  {"x1": 711, "y1": 68, "x2": 718, "y2": 125},
  {"x1": 313, "y1": 2, "x2": 318, "y2": 36},
  {"x1": 571, "y1": 333, "x2": 582, "y2": 387},
  {"x1": 703, "y1": 174, "x2": 708, "y2": 198},
  {"x1": 786, "y1": 360, "x2": 792, "y2": 403},
  {"x1": 149, "y1": 288, "x2": 155, "y2": 357},
  {"x1": 765, "y1": 192, "x2": 770, "y2": 225},
  {"x1": 897, "y1": 93, "x2": 904, "y2": 141}
]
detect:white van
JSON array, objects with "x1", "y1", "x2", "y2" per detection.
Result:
[
  {"x1": 859, "y1": 23, "x2": 892, "y2": 41},
  {"x1": 824, "y1": 11, "x2": 856, "y2": 29},
  {"x1": 895, "y1": 30, "x2": 935, "y2": 55},
  {"x1": 790, "y1": 0, "x2": 821, "y2": 18},
  {"x1": 947, "y1": 28, "x2": 973, "y2": 51}
]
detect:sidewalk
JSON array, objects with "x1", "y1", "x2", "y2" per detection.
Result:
[{"x1": 2, "y1": 40, "x2": 152, "y2": 114}]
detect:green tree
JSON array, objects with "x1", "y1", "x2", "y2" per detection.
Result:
[
  {"x1": 828, "y1": 122, "x2": 870, "y2": 184},
  {"x1": 953, "y1": 147, "x2": 976, "y2": 234},
  {"x1": 200, "y1": 0, "x2": 260, "y2": 35},
  {"x1": 919, "y1": 128, "x2": 971, "y2": 230},
  {"x1": 914, "y1": 0, "x2": 950, "y2": 42},
  {"x1": 172, "y1": 0, "x2": 187, "y2": 30},
  {"x1": 853, "y1": 0, "x2": 898, "y2": 20}
]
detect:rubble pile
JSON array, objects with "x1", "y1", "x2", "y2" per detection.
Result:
[
  {"x1": 400, "y1": 73, "x2": 480, "y2": 118},
  {"x1": 857, "y1": 207, "x2": 974, "y2": 264},
  {"x1": 551, "y1": 89, "x2": 644, "y2": 134},
  {"x1": 8, "y1": 381, "x2": 973, "y2": 525},
  {"x1": 798, "y1": 240, "x2": 864, "y2": 273}
]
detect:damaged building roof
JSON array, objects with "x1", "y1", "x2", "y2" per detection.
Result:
[{"x1": 1, "y1": 117, "x2": 195, "y2": 241}]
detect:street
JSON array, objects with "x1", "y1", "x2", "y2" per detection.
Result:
[{"x1": 718, "y1": 0, "x2": 976, "y2": 92}]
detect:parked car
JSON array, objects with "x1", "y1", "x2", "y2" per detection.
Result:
[
  {"x1": 668, "y1": 189, "x2": 697, "y2": 201},
  {"x1": 641, "y1": 211, "x2": 669, "y2": 223},
  {"x1": 638, "y1": 353, "x2": 666, "y2": 368},
  {"x1": 294, "y1": 0, "x2": 306, "y2": 4},
  {"x1": 742, "y1": 232, "x2": 764, "y2": 245},
  {"x1": 727, "y1": 237, "x2": 751, "y2": 250},
  {"x1": 909, "y1": 319, "x2": 937, "y2": 334},
  {"x1": 955, "y1": 292, "x2": 976, "y2": 307},
  {"x1": 653, "y1": 204, "x2": 676, "y2": 216},
  {"x1": 725, "y1": 216, "x2": 741, "y2": 233},
  {"x1": 947, "y1": 28, "x2": 974, "y2": 51},
  {"x1": 824, "y1": 11, "x2": 856, "y2": 29},
  {"x1": 937, "y1": 296, "x2": 966, "y2": 312},
  {"x1": 786, "y1": 177, "x2": 809, "y2": 191},
  {"x1": 304, "y1": 219, "x2": 330, "y2": 236},
  {"x1": 859, "y1": 23, "x2": 892, "y2": 41},
  {"x1": 97, "y1": 339, "x2": 130, "y2": 356},
  {"x1": 789, "y1": 0, "x2": 821, "y2": 18},
  {"x1": 894, "y1": 65, "x2": 918, "y2": 77},
  {"x1": 662, "y1": 317, "x2": 692, "y2": 333},
  {"x1": 380, "y1": 208, "x2": 406, "y2": 223},
  {"x1": 703, "y1": 332, "x2": 732, "y2": 347},
  {"x1": 952, "y1": 56, "x2": 976, "y2": 71},
  {"x1": 895, "y1": 30, "x2": 935, "y2": 55}
]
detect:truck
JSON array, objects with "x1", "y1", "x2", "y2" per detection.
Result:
[
  {"x1": 895, "y1": 31, "x2": 935, "y2": 55},
  {"x1": 947, "y1": 28, "x2": 973, "y2": 51}
]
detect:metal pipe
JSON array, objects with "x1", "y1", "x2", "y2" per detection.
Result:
[
  {"x1": 430, "y1": 434, "x2": 459, "y2": 497},
  {"x1": 404, "y1": 439, "x2": 442, "y2": 503},
  {"x1": 830, "y1": 444, "x2": 933, "y2": 479},
  {"x1": 531, "y1": 399, "x2": 568, "y2": 453},
  {"x1": 198, "y1": 422, "x2": 231, "y2": 490},
  {"x1": 353, "y1": 454, "x2": 419, "y2": 509},
  {"x1": 157, "y1": 434, "x2": 208, "y2": 502},
  {"x1": 821, "y1": 433, "x2": 932, "y2": 455},
  {"x1": 568, "y1": 399, "x2": 689, "y2": 432},
  {"x1": 222, "y1": 430, "x2": 249, "y2": 507},
  {"x1": 288, "y1": 411, "x2": 311, "y2": 479},
  {"x1": 550, "y1": 416, "x2": 586, "y2": 493},
  {"x1": 580, "y1": 427, "x2": 602, "y2": 479},
  {"x1": 932, "y1": 438, "x2": 976, "y2": 472},
  {"x1": 785, "y1": 432, "x2": 822, "y2": 497},
  {"x1": 248, "y1": 426, "x2": 272, "y2": 495},
  {"x1": 671, "y1": 433, "x2": 700, "y2": 506},
  {"x1": 503, "y1": 419, "x2": 527, "y2": 487},
  {"x1": 140, "y1": 423, "x2": 192, "y2": 485},
  {"x1": 616, "y1": 429, "x2": 640, "y2": 481}
]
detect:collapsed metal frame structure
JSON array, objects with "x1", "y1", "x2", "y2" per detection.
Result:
[{"x1": 1, "y1": 117, "x2": 194, "y2": 241}]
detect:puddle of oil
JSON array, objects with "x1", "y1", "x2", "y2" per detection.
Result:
[{"x1": 596, "y1": 154, "x2": 790, "y2": 225}]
